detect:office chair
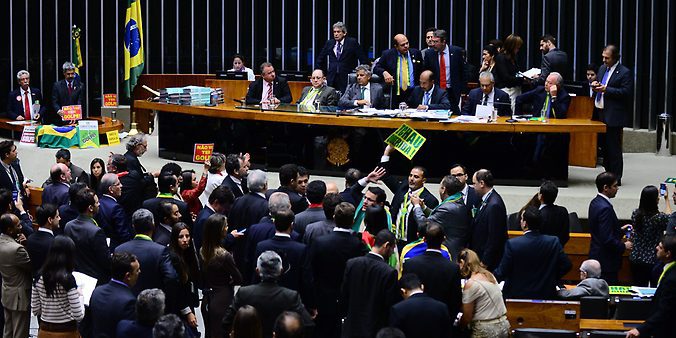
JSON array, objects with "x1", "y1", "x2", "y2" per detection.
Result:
[
  {"x1": 580, "y1": 296, "x2": 609, "y2": 319},
  {"x1": 568, "y1": 212, "x2": 584, "y2": 233},
  {"x1": 614, "y1": 297, "x2": 653, "y2": 320}
]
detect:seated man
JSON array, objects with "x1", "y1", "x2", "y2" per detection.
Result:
[
  {"x1": 338, "y1": 64, "x2": 386, "y2": 109},
  {"x1": 557, "y1": 259, "x2": 609, "y2": 299},
  {"x1": 297, "y1": 69, "x2": 339, "y2": 106},
  {"x1": 405, "y1": 70, "x2": 451, "y2": 111},
  {"x1": 515, "y1": 72, "x2": 571, "y2": 119},
  {"x1": 7, "y1": 70, "x2": 45, "y2": 121},
  {"x1": 460, "y1": 71, "x2": 512, "y2": 116},
  {"x1": 51, "y1": 61, "x2": 85, "y2": 125},
  {"x1": 245, "y1": 62, "x2": 292, "y2": 104}
]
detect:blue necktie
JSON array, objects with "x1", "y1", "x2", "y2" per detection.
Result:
[
  {"x1": 336, "y1": 42, "x2": 342, "y2": 59},
  {"x1": 423, "y1": 92, "x2": 431, "y2": 105},
  {"x1": 595, "y1": 70, "x2": 610, "y2": 103}
]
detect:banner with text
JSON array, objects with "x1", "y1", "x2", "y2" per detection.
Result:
[
  {"x1": 385, "y1": 124, "x2": 426, "y2": 160},
  {"x1": 78, "y1": 120, "x2": 100, "y2": 149},
  {"x1": 62, "y1": 105, "x2": 83, "y2": 121},
  {"x1": 20, "y1": 126, "x2": 36, "y2": 145},
  {"x1": 103, "y1": 94, "x2": 118, "y2": 107},
  {"x1": 106, "y1": 130, "x2": 120, "y2": 146},
  {"x1": 193, "y1": 143, "x2": 214, "y2": 162}
]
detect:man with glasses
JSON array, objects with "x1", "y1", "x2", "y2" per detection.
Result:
[
  {"x1": 558, "y1": 259, "x2": 609, "y2": 299},
  {"x1": 297, "y1": 69, "x2": 338, "y2": 106},
  {"x1": 449, "y1": 164, "x2": 479, "y2": 210},
  {"x1": 244, "y1": 62, "x2": 292, "y2": 105},
  {"x1": 460, "y1": 71, "x2": 511, "y2": 117},
  {"x1": 374, "y1": 34, "x2": 424, "y2": 107}
]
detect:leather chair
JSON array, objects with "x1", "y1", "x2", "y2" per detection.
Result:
[{"x1": 580, "y1": 296, "x2": 609, "y2": 319}]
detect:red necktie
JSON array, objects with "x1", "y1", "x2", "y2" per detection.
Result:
[
  {"x1": 68, "y1": 82, "x2": 73, "y2": 96},
  {"x1": 266, "y1": 83, "x2": 273, "y2": 100},
  {"x1": 439, "y1": 51, "x2": 447, "y2": 89},
  {"x1": 23, "y1": 91, "x2": 31, "y2": 120}
]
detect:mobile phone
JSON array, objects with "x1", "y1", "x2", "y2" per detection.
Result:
[
  {"x1": 660, "y1": 183, "x2": 667, "y2": 196},
  {"x1": 237, "y1": 228, "x2": 247, "y2": 235},
  {"x1": 11, "y1": 190, "x2": 18, "y2": 201}
]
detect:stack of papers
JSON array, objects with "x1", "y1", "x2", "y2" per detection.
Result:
[
  {"x1": 441, "y1": 115, "x2": 488, "y2": 123},
  {"x1": 159, "y1": 86, "x2": 214, "y2": 106},
  {"x1": 520, "y1": 68, "x2": 542, "y2": 79}
]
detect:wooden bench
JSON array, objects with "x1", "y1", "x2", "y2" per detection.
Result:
[{"x1": 506, "y1": 299, "x2": 581, "y2": 331}]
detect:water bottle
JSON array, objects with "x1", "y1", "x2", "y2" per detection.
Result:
[
  {"x1": 314, "y1": 99, "x2": 321, "y2": 112},
  {"x1": 398, "y1": 102, "x2": 408, "y2": 111},
  {"x1": 111, "y1": 110, "x2": 117, "y2": 123}
]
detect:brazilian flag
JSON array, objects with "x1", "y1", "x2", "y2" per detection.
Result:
[
  {"x1": 123, "y1": 0, "x2": 144, "y2": 99},
  {"x1": 36, "y1": 126, "x2": 80, "y2": 149},
  {"x1": 71, "y1": 26, "x2": 83, "y2": 74}
]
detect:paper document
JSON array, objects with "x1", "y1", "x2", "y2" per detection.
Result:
[
  {"x1": 441, "y1": 115, "x2": 488, "y2": 123},
  {"x1": 73, "y1": 271, "x2": 98, "y2": 306},
  {"x1": 475, "y1": 105, "x2": 493, "y2": 119},
  {"x1": 6, "y1": 120, "x2": 34, "y2": 126},
  {"x1": 521, "y1": 68, "x2": 541, "y2": 79}
]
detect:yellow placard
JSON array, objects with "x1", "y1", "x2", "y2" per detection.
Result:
[
  {"x1": 384, "y1": 124, "x2": 426, "y2": 160},
  {"x1": 106, "y1": 130, "x2": 120, "y2": 146}
]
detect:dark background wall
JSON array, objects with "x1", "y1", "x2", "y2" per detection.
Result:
[{"x1": 1, "y1": 0, "x2": 674, "y2": 129}]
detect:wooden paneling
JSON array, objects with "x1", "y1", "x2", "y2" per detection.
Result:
[
  {"x1": 204, "y1": 79, "x2": 312, "y2": 104},
  {"x1": 506, "y1": 299, "x2": 581, "y2": 332},
  {"x1": 579, "y1": 319, "x2": 644, "y2": 331},
  {"x1": 568, "y1": 96, "x2": 598, "y2": 168}
]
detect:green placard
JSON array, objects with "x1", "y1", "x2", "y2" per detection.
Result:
[
  {"x1": 385, "y1": 124, "x2": 426, "y2": 160},
  {"x1": 608, "y1": 285, "x2": 632, "y2": 295},
  {"x1": 665, "y1": 177, "x2": 676, "y2": 184}
]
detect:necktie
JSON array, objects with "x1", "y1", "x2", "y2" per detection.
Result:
[
  {"x1": 23, "y1": 91, "x2": 31, "y2": 120},
  {"x1": 300, "y1": 88, "x2": 319, "y2": 105},
  {"x1": 595, "y1": 69, "x2": 610, "y2": 104},
  {"x1": 360, "y1": 87, "x2": 366, "y2": 100},
  {"x1": 266, "y1": 83, "x2": 273, "y2": 100},
  {"x1": 482, "y1": 94, "x2": 488, "y2": 105},
  {"x1": 336, "y1": 42, "x2": 342, "y2": 59},
  {"x1": 542, "y1": 93, "x2": 552, "y2": 118},
  {"x1": 400, "y1": 55, "x2": 410, "y2": 92},
  {"x1": 423, "y1": 91, "x2": 431, "y2": 106},
  {"x1": 439, "y1": 51, "x2": 447, "y2": 88},
  {"x1": 8, "y1": 165, "x2": 19, "y2": 192},
  {"x1": 68, "y1": 82, "x2": 73, "y2": 96}
]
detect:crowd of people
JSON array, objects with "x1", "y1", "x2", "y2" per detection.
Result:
[{"x1": 0, "y1": 130, "x2": 672, "y2": 338}]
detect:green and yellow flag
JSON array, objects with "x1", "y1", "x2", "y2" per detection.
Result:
[
  {"x1": 123, "y1": 0, "x2": 144, "y2": 99},
  {"x1": 71, "y1": 26, "x2": 83, "y2": 74}
]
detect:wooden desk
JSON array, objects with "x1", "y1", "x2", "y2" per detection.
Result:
[
  {"x1": 204, "y1": 79, "x2": 311, "y2": 105},
  {"x1": 579, "y1": 319, "x2": 643, "y2": 331},
  {"x1": 506, "y1": 299, "x2": 581, "y2": 332}
]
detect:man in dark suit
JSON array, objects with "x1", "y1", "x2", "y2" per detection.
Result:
[
  {"x1": 51, "y1": 61, "x2": 85, "y2": 125},
  {"x1": 449, "y1": 164, "x2": 480, "y2": 210},
  {"x1": 220, "y1": 153, "x2": 249, "y2": 198},
  {"x1": 265, "y1": 164, "x2": 308, "y2": 214},
  {"x1": 401, "y1": 223, "x2": 462, "y2": 318},
  {"x1": 58, "y1": 183, "x2": 86, "y2": 229},
  {"x1": 411, "y1": 175, "x2": 470, "y2": 260},
  {"x1": 461, "y1": 71, "x2": 512, "y2": 116},
  {"x1": 297, "y1": 69, "x2": 339, "y2": 106},
  {"x1": 141, "y1": 174, "x2": 191, "y2": 227},
  {"x1": 223, "y1": 251, "x2": 314, "y2": 338},
  {"x1": 494, "y1": 206, "x2": 572, "y2": 299},
  {"x1": 340, "y1": 230, "x2": 400, "y2": 338},
  {"x1": 245, "y1": 62, "x2": 292, "y2": 104},
  {"x1": 339, "y1": 168, "x2": 362, "y2": 206},
  {"x1": 405, "y1": 70, "x2": 451, "y2": 110},
  {"x1": 588, "y1": 172, "x2": 632, "y2": 284},
  {"x1": 310, "y1": 203, "x2": 367, "y2": 338},
  {"x1": 389, "y1": 274, "x2": 452, "y2": 338},
  {"x1": 626, "y1": 235, "x2": 676, "y2": 338},
  {"x1": 96, "y1": 173, "x2": 133, "y2": 252},
  {"x1": 592, "y1": 45, "x2": 633, "y2": 184},
  {"x1": 303, "y1": 194, "x2": 344, "y2": 246},
  {"x1": 116, "y1": 288, "x2": 165, "y2": 338},
  {"x1": 515, "y1": 72, "x2": 571, "y2": 118},
  {"x1": 0, "y1": 141, "x2": 27, "y2": 200},
  {"x1": 7, "y1": 70, "x2": 45, "y2": 121},
  {"x1": 41, "y1": 163, "x2": 71, "y2": 208},
  {"x1": 381, "y1": 145, "x2": 439, "y2": 247},
  {"x1": 537, "y1": 180, "x2": 570, "y2": 246},
  {"x1": 107, "y1": 153, "x2": 147, "y2": 223},
  {"x1": 114, "y1": 208, "x2": 178, "y2": 295},
  {"x1": 470, "y1": 169, "x2": 508, "y2": 271},
  {"x1": 153, "y1": 201, "x2": 181, "y2": 246},
  {"x1": 64, "y1": 187, "x2": 111, "y2": 284},
  {"x1": 293, "y1": 180, "x2": 327, "y2": 239},
  {"x1": 338, "y1": 64, "x2": 386, "y2": 109},
  {"x1": 54, "y1": 148, "x2": 89, "y2": 186},
  {"x1": 423, "y1": 29, "x2": 465, "y2": 114},
  {"x1": 89, "y1": 252, "x2": 139, "y2": 338},
  {"x1": 374, "y1": 34, "x2": 424, "y2": 107},
  {"x1": 255, "y1": 209, "x2": 313, "y2": 310},
  {"x1": 193, "y1": 185, "x2": 235, "y2": 252},
  {"x1": 25, "y1": 204, "x2": 60, "y2": 276},
  {"x1": 532, "y1": 35, "x2": 570, "y2": 86},
  {"x1": 316, "y1": 21, "x2": 369, "y2": 93}
]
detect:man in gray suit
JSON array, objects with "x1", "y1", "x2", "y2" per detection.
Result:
[
  {"x1": 532, "y1": 34, "x2": 570, "y2": 86},
  {"x1": 297, "y1": 69, "x2": 339, "y2": 106},
  {"x1": 558, "y1": 259, "x2": 609, "y2": 299},
  {"x1": 0, "y1": 214, "x2": 31, "y2": 338},
  {"x1": 410, "y1": 175, "x2": 470, "y2": 260},
  {"x1": 338, "y1": 65, "x2": 386, "y2": 109}
]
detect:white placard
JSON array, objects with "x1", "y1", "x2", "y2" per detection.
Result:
[{"x1": 475, "y1": 104, "x2": 493, "y2": 119}]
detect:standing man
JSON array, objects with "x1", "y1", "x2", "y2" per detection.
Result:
[
  {"x1": 96, "y1": 173, "x2": 133, "y2": 252},
  {"x1": 588, "y1": 172, "x2": 632, "y2": 284},
  {"x1": 0, "y1": 141, "x2": 28, "y2": 200},
  {"x1": 7, "y1": 70, "x2": 45, "y2": 121},
  {"x1": 592, "y1": 45, "x2": 633, "y2": 184},
  {"x1": 25, "y1": 204, "x2": 60, "y2": 276},
  {"x1": 0, "y1": 214, "x2": 31, "y2": 338},
  {"x1": 374, "y1": 34, "x2": 424, "y2": 107},
  {"x1": 221, "y1": 153, "x2": 250, "y2": 199},
  {"x1": 389, "y1": 274, "x2": 452, "y2": 338},
  {"x1": 421, "y1": 27, "x2": 437, "y2": 58},
  {"x1": 405, "y1": 70, "x2": 451, "y2": 111},
  {"x1": 532, "y1": 34, "x2": 570, "y2": 86},
  {"x1": 297, "y1": 69, "x2": 339, "y2": 106},
  {"x1": 538, "y1": 180, "x2": 570, "y2": 246},
  {"x1": 55, "y1": 148, "x2": 90, "y2": 185},
  {"x1": 423, "y1": 29, "x2": 466, "y2": 114},
  {"x1": 470, "y1": 169, "x2": 508, "y2": 271},
  {"x1": 316, "y1": 22, "x2": 369, "y2": 94},
  {"x1": 41, "y1": 163, "x2": 71, "y2": 208},
  {"x1": 51, "y1": 61, "x2": 85, "y2": 125},
  {"x1": 449, "y1": 164, "x2": 480, "y2": 210},
  {"x1": 244, "y1": 62, "x2": 293, "y2": 105}
]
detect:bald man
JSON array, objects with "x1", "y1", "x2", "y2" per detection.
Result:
[
  {"x1": 42, "y1": 163, "x2": 72, "y2": 208},
  {"x1": 374, "y1": 34, "x2": 424, "y2": 108},
  {"x1": 297, "y1": 69, "x2": 339, "y2": 106},
  {"x1": 405, "y1": 70, "x2": 451, "y2": 111}
]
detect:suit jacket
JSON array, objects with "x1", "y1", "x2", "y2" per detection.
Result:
[
  {"x1": 293, "y1": 207, "x2": 326, "y2": 239},
  {"x1": 494, "y1": 231, "x2": 571, "y2": 299},
  {"x1": 540, "y1": 204, "x2": 570, "y2": 246},
  {"x1": 244, "y1": 77, "x2": 293, "y2": 104},
  {"x1": 69, "y1": 163, "x2": 90, "y2": 186},
  {"x1": 220, "y1": 175, "x2": 248, "y2": 199},
  {"x1": 470, "y1": 190, "x2": 508, "y2": 271},
  {"x1": 115, "y1": 320, "x2": 153, "y2": 338},
  {"x1": 96, "y1": 195, "x2": 133, "y2": 252},
  {"x1": 7, "y1": 87, "x2": 46, "y2": 120},
  {"x1": 152, "y1": 225, "x2": 171, "y2": 246},
  {"x1": 223, "y1": 280, "x2": 314, "y2": 338},
  {"x1": 114, "y1": 237, "x2": 178, "y2": 295},
  {"x1": 64, "y1": 215, "x2": 111, "y2": 283},
  {"x1": 373, "y1": 48, "x2": 425, "y2": 89},
  {"x1": 192, "y1": 206, "x2": 215, "y2": 252},
  {"x1": 90, "y1": 281, "x2": 136, "y2": 338},
  {"x1": 412, "y1": 200, "x2": 470, "y2": 259},
  {"x1": 25, "y1": 230, "x2": 55, "y2": 276},
  {"x1": 58, "y1": 204, "x2": 79, "y2": 229},
  {"x1": 41, "y1": 182, "x2": 70, "y2": 208},
  {"x1": 338, "y1": 82, "x2": 386, "y2": 109},
  {"x1": 389, "y1": 293, "x2": 452, "y2": 338},
  {"x1": 51, "y1": 78, "x2": 85, "y2": 124},
  {"x1": 340, "y1": 253, "x2": 400, "y2": 338},
  {"x1": 593, "y1": 62, "x2": 633, "y2": 127},
  {"x1": 402, "y1": 250, "x2": 463, "y2": 317},
  {"x1": 515, "y1": 86, "x2": 571, "y2": 118},
  {"x1": 124, "y1": 151, "x2": 145, "y2": 175},
  {"x1": 297, "y1": 85, "x2": 339, "y2": 106},
  {"x1": 406, "y1": 85, "x2": 452, "y2": 110},
  {"x1": 423, "y1": 45, "x2": 466, "y2": 105},
  {"x1": 588, "y1": 195, "x2": 626, "y2": 275},
  {"x1": 465, "y1": 185, "x2": 480, "y2": 210},
  {"x1": 461, "y1": 87, "x2": 513, "y2": 117},
  {"x1": 142, "y1": 196, "x2": 192, "y2": 227},
  {"x1": 0, "y1": 160, "x2": 24, "y2": 194},
  {"x1": 637, "y1": 264, "x2": 676, "y2": 337},
  {"x1": 118, "y1": 170, "x2": 147, "y2": 221},
  {"x1": 266, "y1": 186, "x2": 308, "y2": 214},
  {"x1": 533, "y1": 48, "x2": 570, "y2": 86},
  {"x1": 557, "y1": 277, "x2": 609, "y2": 299},
  {"x1": 255, "y1": 235, "x2": 313, "y2": 306},
  {"x1": 316, "y1": 36, "x2": 370, "y2": 93},
  {"x1": 0, "y1": 234, "x2": 32, "y2": 311},
  {"x1": 228, "y1": 193, "x2": 269, "y2": 230}
]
